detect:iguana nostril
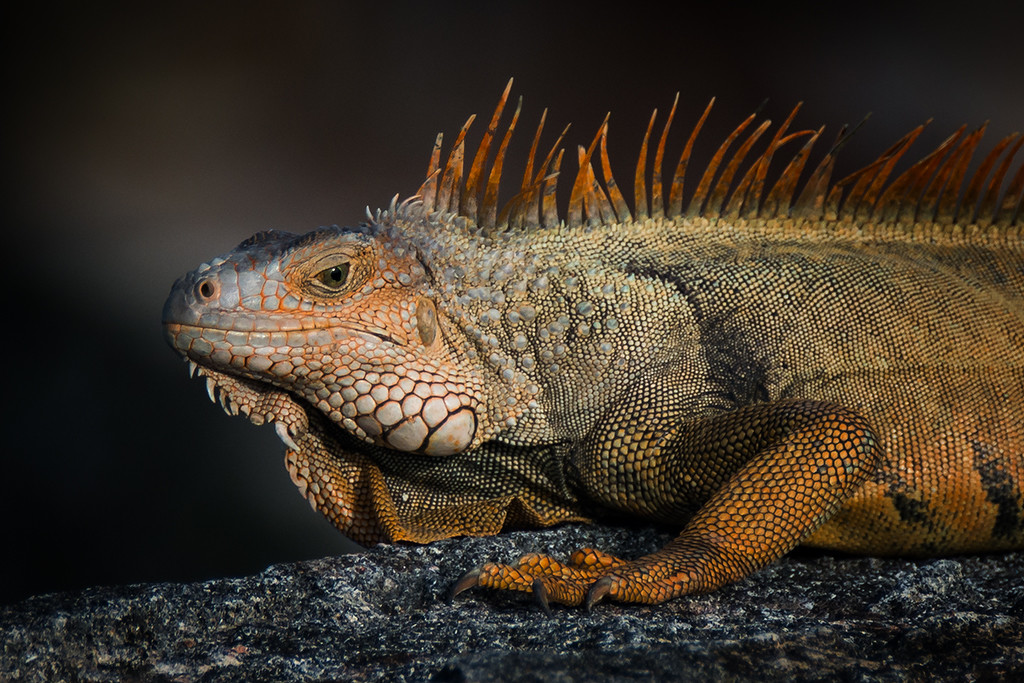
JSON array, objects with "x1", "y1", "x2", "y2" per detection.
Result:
[{"x1": 196, "y1": 279, "x2": 218, "y2": 301}]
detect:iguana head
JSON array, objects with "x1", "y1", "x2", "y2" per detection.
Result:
[{"x1": 162, "y1": 222, "x2": 510, "y2": 457}]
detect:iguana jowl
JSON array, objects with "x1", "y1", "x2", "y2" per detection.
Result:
[{"x1": 163, "y1": 82, "x2": 1023, "y2": 608}]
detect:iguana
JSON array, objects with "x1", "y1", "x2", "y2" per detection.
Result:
[{"x1": 163, "y1": 81, "x2": 1023, "y2": 610}]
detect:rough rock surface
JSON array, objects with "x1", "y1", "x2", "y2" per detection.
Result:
[{"x1": 2, "y1": 524, "x2": 1021, "y2": 681}]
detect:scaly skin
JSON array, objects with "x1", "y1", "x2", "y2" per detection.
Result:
[{"x1": 164, "y1": 87, "x2": 1023, "y2": 608}]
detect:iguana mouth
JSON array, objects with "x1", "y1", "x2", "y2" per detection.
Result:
[
  {"x1": 166, "y1": 317, "x2": 400, "y2": 347},
  {"x1": 165, "y1": 315, "x2": 484, "y2": 456}
]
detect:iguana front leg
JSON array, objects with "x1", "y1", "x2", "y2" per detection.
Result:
[{"x1": 455, "y1": 395, "x2": 880, "y2": 608}]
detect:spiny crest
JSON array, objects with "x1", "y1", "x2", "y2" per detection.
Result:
[{"x1": 415, "y1": 79, "x2": 1023, "y2": 232}]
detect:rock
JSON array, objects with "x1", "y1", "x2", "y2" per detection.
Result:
[{"x1": 2, "y1": 525, "x2": 1022, "y2": 681}]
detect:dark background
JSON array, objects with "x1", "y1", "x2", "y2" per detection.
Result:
[{"x1": 2, "y1": 1, "x2": 1021, "y2": 605}]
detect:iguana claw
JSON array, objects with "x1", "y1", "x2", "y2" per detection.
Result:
[
  {"x1": 532, "y1": 579, "x2": 553, "y2": 616},
  {"x1": 585, "y1": 577, "x2": 612, "y2": 611},
  {"x1": 449, "y1": 568, "x2": 482, "y2": 601}
]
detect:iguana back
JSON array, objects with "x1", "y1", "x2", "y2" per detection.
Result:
[{"x1": 164, "y1": 83, "x2": 1022, "y2": 607}]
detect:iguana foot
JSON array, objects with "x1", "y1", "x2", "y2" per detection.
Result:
[{"x1": 451, "y1": 548, "x2": 687, "y2": 610}]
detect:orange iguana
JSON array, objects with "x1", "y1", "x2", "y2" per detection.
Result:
[{"x1": 163, "y1": 82, "x2": 1023, "y2": 609}]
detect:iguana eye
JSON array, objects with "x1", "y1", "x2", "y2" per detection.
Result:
[{"x1": 315, "y1": 263, "x2": 350, "y2": 289}]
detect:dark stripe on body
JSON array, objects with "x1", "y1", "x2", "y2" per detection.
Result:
[
  {"x1": 624, "y1": 263, "x2": 771, "y2": 411},
  {"x1": 972, "y1": 439, "x2": 1023, "y2": 540}
]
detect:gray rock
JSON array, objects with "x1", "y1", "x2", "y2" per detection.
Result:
[{"x1": 2, "y1": 525, "x2": 1022, "y2": 681}]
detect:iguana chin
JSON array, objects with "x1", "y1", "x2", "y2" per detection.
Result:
[{"x1": 163, "y1": 80, "x2": 1023, "y2": 610}]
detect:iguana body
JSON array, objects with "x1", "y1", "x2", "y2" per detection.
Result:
[{"x1": 163, "y1": 83, "x2": 1023, "y2": 608}]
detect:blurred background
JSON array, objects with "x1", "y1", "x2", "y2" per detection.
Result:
[{"x1": 2, "y1": 1, "x2": 1021, "y2": 605}]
